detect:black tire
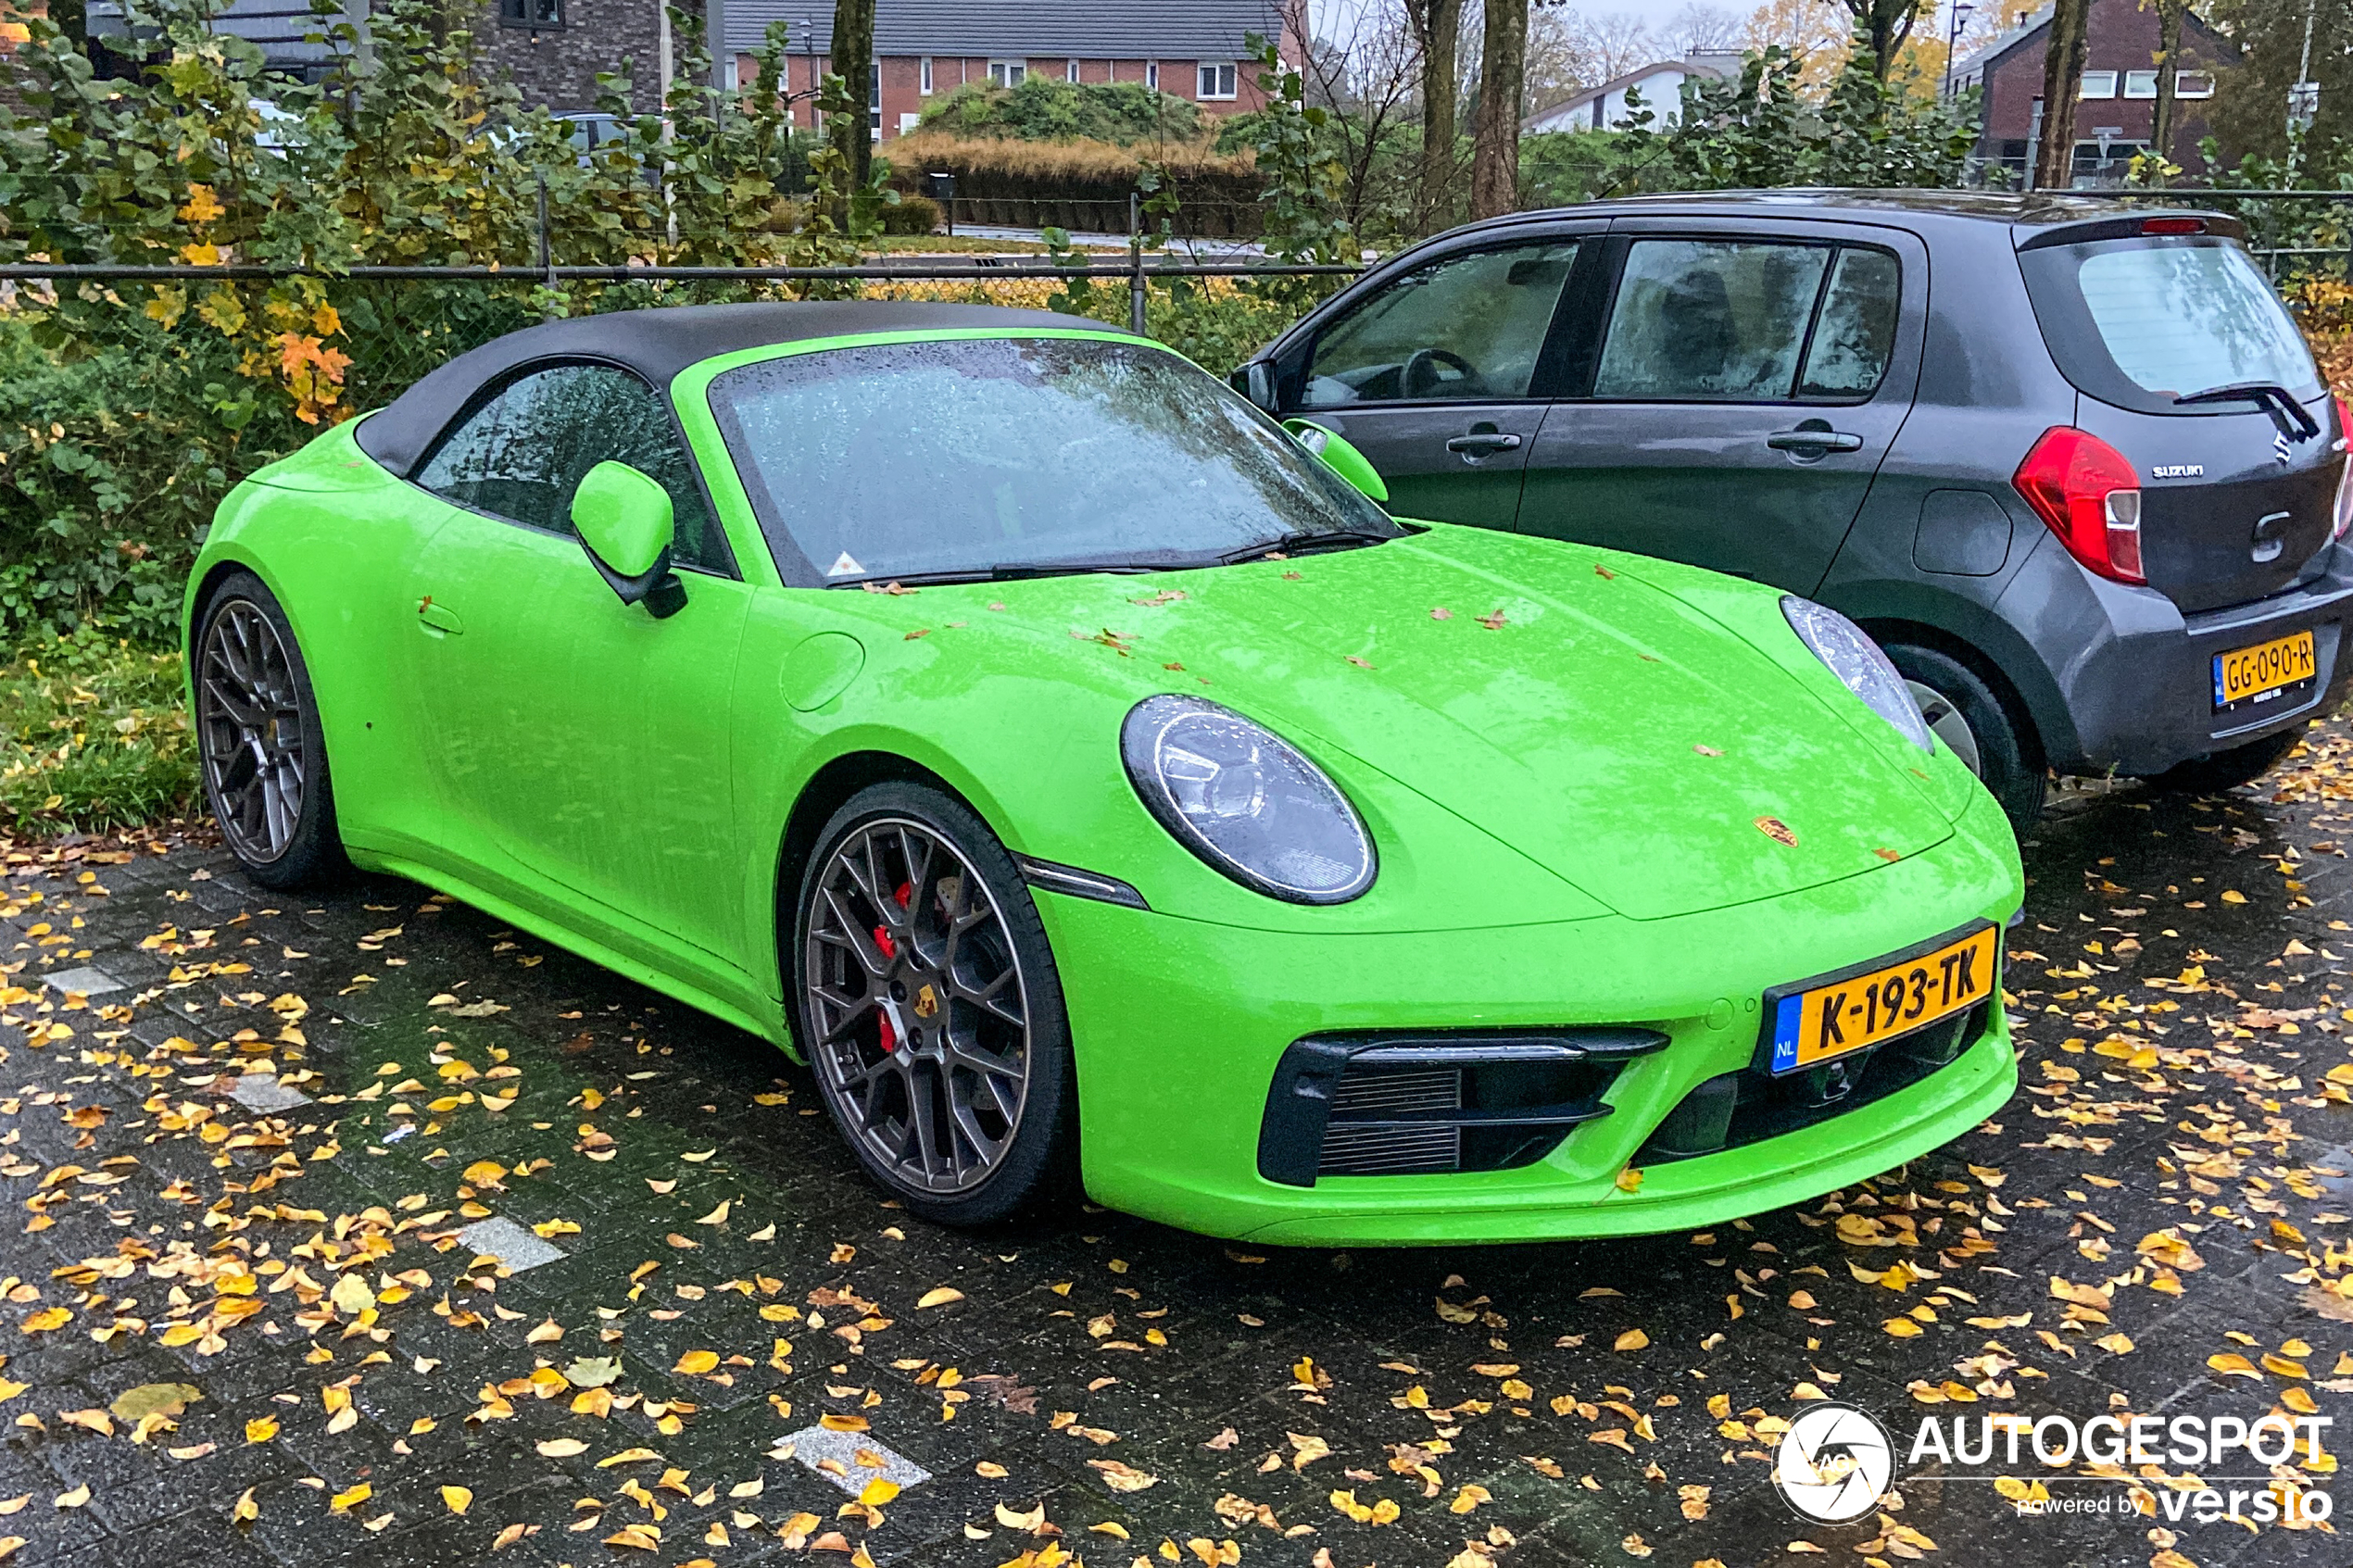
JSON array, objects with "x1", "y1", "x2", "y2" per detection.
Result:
[
  {"x1": 191, "y1": 571, "x2": 348, "y2": 889},
  {"x1": 1884, "y1": 643, "x2": 2045, "y2": 835},
  {"x1": 791, "y1": 781, "x2": 1076, "y2": 1226},
  {"x1": 2145, "y1": 726, "x2": 2305, "y2": 797}
]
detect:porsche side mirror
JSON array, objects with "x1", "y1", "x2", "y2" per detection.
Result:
[
  {"x1": 572, "y1": 460, "x2": 686, "y2": 619},
  {"x1": 1239, "y1": 359, "x2": 1277, "y2": 411},
  {"x1": 1283, "y1": 419, "x2": 1389, "y2": 505}
]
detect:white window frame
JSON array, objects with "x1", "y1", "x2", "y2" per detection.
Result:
[
  {"x1": 988, "y1": 59, "x2": 1026, "y2": 88},
  {"x1": 1145, "y1": 59, "x2": 1158, "y2": 90},
  {"x1": 2076, "y1": 69, "x2": 2118, "y2": 99},
  {"x1": 919, "y1": 56, "x2": 933, "y2": 94},
  {"x1": 2122, "y1": 69, "x2": 2158, "y2": 98},
  {"x1": 1198, "y1": 61, "x2": 1237, "y2": 100},
  {"x1": 899, "y1": 111, "x2": 922, "y2": 134},
  {"x1": 2174, "y1": 69, "x2": 2215, "y2": 99},
  {"x1": 869, "y1": 61, "x2": 881, "y2": 136}
]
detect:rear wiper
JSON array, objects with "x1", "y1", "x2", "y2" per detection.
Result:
[
  {"x1": 1220, "y1": 528, "x2": 1394, "y2": 565},
  {"x1": 2173, "y1": 381, "x2": 2322, "y2": 442}
]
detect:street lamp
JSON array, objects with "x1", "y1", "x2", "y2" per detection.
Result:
[{"x1": 1944, "y1": 1, "x2": 1974, "y2": 99}]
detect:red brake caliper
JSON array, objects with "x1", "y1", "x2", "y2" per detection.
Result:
[{"x1": 873, "y1": 882, "x2": 914, "y2": 1052}]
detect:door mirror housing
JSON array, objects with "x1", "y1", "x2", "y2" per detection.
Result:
[
  {"x1": 1239, "y1": 359, "x2": 1277, "y2": 411},
  {"x1": 572, "y1": 460, "x2": 686, "y2": 618},
  {"x1": 1283, "y1": 419, "x2": 1390, "y2": 504}
]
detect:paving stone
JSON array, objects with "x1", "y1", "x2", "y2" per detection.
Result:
[
  {"x1": 42, "y1": 965, "x2": 125, "y2": 995},
  {"x1": 776, "y1": 1422, "x2": 935, "y2": 1494},
  {"x1": 452, "y1": 1214, "x2": 567, "y2": 1272},
  {"x1": 223, "y1": 1073, "x2": 311, "y2": 1112}
]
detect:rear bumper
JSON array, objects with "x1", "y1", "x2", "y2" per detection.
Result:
[
  {"x1": 2028, "y1": 540, "x2": 2353, "y2": 775},
  {"x1": 1039, "y1": 795, "x2": 2022, "y2": 1246}
]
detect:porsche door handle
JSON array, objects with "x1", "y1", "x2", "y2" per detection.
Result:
[
  {"x1": 417, "y1": 596, "x2": 464, "y2": 635},
  {"x1": 1446, "y1": 432, "x2": 1524, "y2": 455},
  {"x1": 1766, "y1": 428, "x2": 1863, "y2": 453}
]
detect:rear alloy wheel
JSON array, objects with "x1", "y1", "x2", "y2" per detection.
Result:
[
  {"x1": 1883, "y1": 643, "x2": 2045, "y2": 835},
  {"x1": 2145, "y1": 727, "x2": 2305, "y2": 797},
  {"x1": 194, "y1": 572, "x2": 347, "y2": 888},
  {"x1": 796, "y1": 783, "x2": 1075, "y2": 1224}
]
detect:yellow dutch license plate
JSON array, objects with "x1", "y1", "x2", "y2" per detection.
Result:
[
  {"x1": 1760, "y1": 923, "x2": 1999, "y2": 1076},
  {"x1": 2212, "y1": 630, "x2": 2316, "y2": 713}
]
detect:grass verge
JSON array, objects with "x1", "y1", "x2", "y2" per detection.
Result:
[{"x1": 0, "y1": 624, "x2": 195, "y2": 835}]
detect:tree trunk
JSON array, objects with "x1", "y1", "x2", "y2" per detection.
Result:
[
  {"x1": 1470, "y1": 0, "x2": 1526, "y2": 220},
  {"x1": 2150, "y1": 0, "x2": 2184, "y2": 168},
  {"x1": 1408, "y1": 0, "x2": 1465, "y2": 233},
  {"x1": 830, "y1": 0, "x2": 874, "y2": 191},
  {"x1": 2033, "y1": 0, "x2": 2091, "y2": 190}
]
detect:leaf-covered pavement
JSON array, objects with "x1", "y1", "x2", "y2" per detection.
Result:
[{"x1": 0, "y1": 727, "x2": 2350, "y2": 1568}]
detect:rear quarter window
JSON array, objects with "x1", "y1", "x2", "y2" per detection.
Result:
[{"x1": 2018, "y1": 235, "x2": 2322, "y2": 414}]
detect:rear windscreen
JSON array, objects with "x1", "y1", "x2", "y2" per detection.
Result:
[{"x1": 2019, "y1": 236, "x2": 2322, "y2": 414}]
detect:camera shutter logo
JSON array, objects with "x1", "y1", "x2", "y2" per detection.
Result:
[{"x1": 1773, "y1": 1403, "x2": 1895, "y2": 1524}]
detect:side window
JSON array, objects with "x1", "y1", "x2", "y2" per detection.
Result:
[
  {"x1": 1798, "y1": 248, "x2": 1900, "y2": 399},
  {"x1": 1593, "y1": 240, "x2": 1830, "y2": 402},
  {"x1": 414, "y1": 363, "x2": 733, "y2": 573},
  {"x1": 1299, "y1": 243, "x2": 1579, "y2": 408}
]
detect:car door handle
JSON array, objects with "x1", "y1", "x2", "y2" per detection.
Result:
[
  {"x1": 1445, "y1": 433, "x2": 1524, "y2": 455},
  {"x1": 418, "y1": 596, "x2": 464, "y2": 635},
  {"x1": 1767, "y1": 428, "x2": 1863, "y2": 453}
]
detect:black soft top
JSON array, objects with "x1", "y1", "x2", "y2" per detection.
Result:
[{"x1": 353, "y1": 301, "x2": 1106, "y2": 476}]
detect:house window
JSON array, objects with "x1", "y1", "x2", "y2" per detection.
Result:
[
  {"x1": 2123, "y1": 69, "x2": 2158, "y2": 98},
  {"x1": 1198, "y1": 62, "x2": 1236, "y2": 100},
  {"x1": 2174, "y1": 69, "x2": 2214, "y2": 99},
  {"x1": 988, "y1": 59, "x2": 1026, "y2": 88},
  {"x1": 920, "y1": 56, "x2": 933, "y2": 94},
  {"x1": 2077, "y1": 70, "x2": 2117, "y2": 99},
  {"x1": 498, "y1": 0, "x2": 561, "y2": 28},
  {"x1": 1145, "y1": 60, "x2": 1158, "y2": 89}
]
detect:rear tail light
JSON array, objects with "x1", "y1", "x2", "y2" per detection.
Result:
[
  {"x1": 2140, "y1": 215, "x2": 2207, "y2": 235},
  {"x1": 2014, "y1": 426, "x2": 2145, "y2": 583}
]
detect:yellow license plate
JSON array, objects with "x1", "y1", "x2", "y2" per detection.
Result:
[
  {"x1": 2213, "y1": 630, "x2": 2316, "y2": 711},
  {"x1": 1761, "y1": 924, "x2": 1999, "y2": 1076}
]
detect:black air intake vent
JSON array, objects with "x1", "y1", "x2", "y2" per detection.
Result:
[{"x1": 1258, "y1": 1028, "x2": 1668, "y2": 1187}]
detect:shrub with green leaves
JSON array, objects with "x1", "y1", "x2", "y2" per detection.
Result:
[{"x1": 916, "y1": 79, "x2": 1204, "y2": 146}]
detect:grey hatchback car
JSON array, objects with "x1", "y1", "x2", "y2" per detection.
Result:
[{"x1": 1231, "y1": 191, "x2": 2353, "y2": 830}]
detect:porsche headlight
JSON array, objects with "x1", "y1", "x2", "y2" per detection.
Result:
[
  {"x1": 1780, "y1": 596, "x2": 1935, "y2": 755},
  {"x1": 1121, "y1": 695, "x2": 1376, "y2": 904}
]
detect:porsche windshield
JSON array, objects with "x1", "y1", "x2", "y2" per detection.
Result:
[{"x1": 707, "y1": 335, "x2": 1402, "y2": 585}]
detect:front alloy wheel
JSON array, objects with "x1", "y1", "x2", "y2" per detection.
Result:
[
  {"x1": 799, "y1": 788, "x2": 1073, "y2": 1221},
  {"x1": 194, "y1": 574, "x2": 346, "y2": 888},
  {"x1": 198, "y1": 598, "x2": 307, "y2": 862}
]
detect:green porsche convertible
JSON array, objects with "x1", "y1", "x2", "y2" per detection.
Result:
[{"x1": 187, "y1": 302, "x2": 2020, "y2": 1244}]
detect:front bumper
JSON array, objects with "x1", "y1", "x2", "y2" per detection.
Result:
[
  {"x1": 1037, "y1": 797, "x2": 2021, "y2": 1246},
  {"x1": 2032, "y1": 540, "x2": 2353, "y2": 775}
]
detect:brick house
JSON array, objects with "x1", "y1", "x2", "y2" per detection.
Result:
[
  {"x1": 1947, "y1": 0, "x2": 2235, "y2": 185},
  {"x1": 720, "y1": 0, "x2": 1307, "y2": 140}
]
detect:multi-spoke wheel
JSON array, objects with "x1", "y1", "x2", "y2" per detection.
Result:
[
  {"x1": 194, "y1": 573, "x2": 346, "y2": 888},
  {"x1": 796, "y1": 783, "x2": 1074, "y2": 1223}
]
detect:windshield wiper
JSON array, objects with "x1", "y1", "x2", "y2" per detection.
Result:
[
  {"x1": 2173, "y1": 381, "x2": 2322, "y2": 442},
  {"x1": 1220, "y1": 528, "x2": 1395, "y2": 565},
  {"x1": 829, "y1": 560, "x2": 1173, "y2": 588}
]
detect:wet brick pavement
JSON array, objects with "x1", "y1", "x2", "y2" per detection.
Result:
[{"x1": 1, "y1": 727, "x2": 2352, "y2": 1568}]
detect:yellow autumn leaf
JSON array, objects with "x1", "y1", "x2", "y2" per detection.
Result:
[
  {"x1": 245, "y1": 1415, "x2": 279, "y2": 1443},
  {"x1": 1615, "y1": 1166, "x2": 1643, "y2": 1194},
  {"x1": 1614, "y1": 1329, "x2": 1649, "y2": 1351},
  {"x1": 460, "y1": 1160, "x2": 507, "y2": 1187},
  {"x1": 1883, "y1": 1317, "x2": 1924, "y2": 1338},
  {"x1": 2207, "y1": 1353, "x2": 2262, "y2": 1379},
  {"x1": 441, "y1": 1485, "x2": 472, "y2": 1514},
  {"x1": 328, "y1": 1482, "x2": 371, "y2": 1513},
  {"x1": 535, "y1": 1438, "x2": 589, "y2": 1457},
  {"x1": 673, "y1": 1350, "x2": 719, "y2": 1375},
  {"x1": 917, "y1": 1287, "x2": 964, "y2": 1309},
  {"x1": 858, "y1": 1477, "x2": 900, "y2": 1506},
  {"x1": 20, "y1": 1308, "x2": 69, "y2": 1334},
  {"x1": 233, "y1": 1487, "x2": 258, "y2": 1523}
]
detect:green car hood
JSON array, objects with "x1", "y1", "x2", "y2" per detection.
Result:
[{"x1": 963, "y1": 523, "x2": 1953, "y2": 923}]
